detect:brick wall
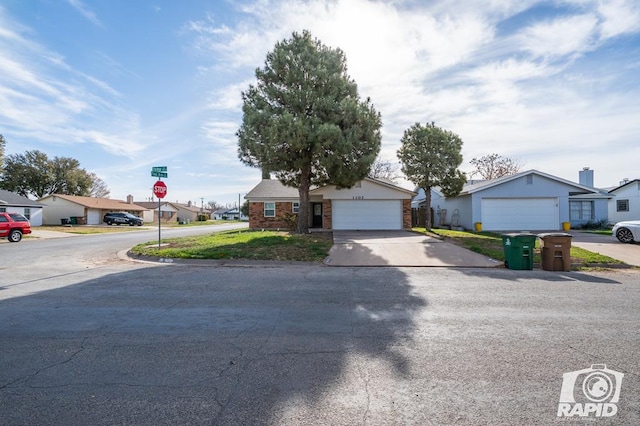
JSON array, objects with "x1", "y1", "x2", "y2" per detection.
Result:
[
  {"x1": 403, "y1": 199, "x2": 412, "y2": 229},
  {"x1": 322, "y1": 199, "x2": 332, "y2": 229},
  {"x1": 249, "y1": 201, "x2": 296, "y2": 230}
]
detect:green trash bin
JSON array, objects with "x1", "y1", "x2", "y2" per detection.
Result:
[
  {"x1": 69, "y1": 216, "x2": 78, "y2": 225},
  {"x1": 501, "y1": 233, "x2": 537, "y2": 270}
]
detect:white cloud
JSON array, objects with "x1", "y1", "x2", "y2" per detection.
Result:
[
  {"x1": 183, "y1": 0, "x2": 640, "y2": 188},
  {"x1": 67, "y1": 0, "x2": 103, "y2": 28},
  {"x1": 598, "y1": 0, "x2": 640, "y2": 39},
  {"x1": 519, "y1": 14, "x2": 599, "y2": 58}
]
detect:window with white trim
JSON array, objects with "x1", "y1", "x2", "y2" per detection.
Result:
[
  {"x1": 569, "y1": 201, "x2": 594, "y2": 221},
  {"x1": 292, "y1": 202, "x2": 299, "y2": 213},
  {"x1": 264, "y1": 202, "x2": 275, "y2": 217},
  {"x1": 616, "y1": 199, "x2": 629, "y2": 212},
  {"x1": 24, "y1": 208, "x2": 31, "y2": 220}
]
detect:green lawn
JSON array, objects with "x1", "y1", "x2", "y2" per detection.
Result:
[
  {"x1": 130, "y1": 229, "x2": 333, "y2": 262},
  {"x1": 413, "y1": 227, "x2": 624, "y2": 268}
]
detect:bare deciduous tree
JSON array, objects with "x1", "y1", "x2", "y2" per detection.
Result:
[
  {"x1": 368, "y1": 158, "x2": 401, "y2": 184},
  {"x1": 469, "y1": 153, "x2": 523, "y2": 180}
]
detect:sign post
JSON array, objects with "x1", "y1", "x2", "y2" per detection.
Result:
[{"x1": 152, "y1": 174, "x2": 168, "y2": 249}]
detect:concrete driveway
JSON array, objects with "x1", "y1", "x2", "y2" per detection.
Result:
[
  {"x1": 325, "y1": 230, "x2": 501, "y2": 267},
  {"x1": 571, "y1": 230, "x2": 640, "y2": 266}
]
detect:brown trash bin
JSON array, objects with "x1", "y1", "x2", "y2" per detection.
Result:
[{"x1": 538, "y1": 233, "x2": 572, "y2": 271}]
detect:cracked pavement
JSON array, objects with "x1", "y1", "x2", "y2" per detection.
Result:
[{"x1": 0, "y1": 262, "x2": 639, "y2": 425}]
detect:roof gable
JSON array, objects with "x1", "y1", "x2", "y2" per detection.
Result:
[
  {"x1": 461, "y1": 170, "x2": 602, "y2": 195},
  {"x1": 245, "y1": 179, "x2": 299, "y2": 200},
  {"x1": 608, "y1": 179, "x2": 639, "y2": 194}
]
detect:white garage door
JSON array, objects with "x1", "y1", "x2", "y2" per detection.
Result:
[
  {"x1": 481, "y1": 198, "x2": 558, "y2": 231},
  {"x1": 332, "y1": 200, "x2": 402, "y2": 230},
  {"x1": 87, "y1": 209, "x2": 101, "y2": 225}
]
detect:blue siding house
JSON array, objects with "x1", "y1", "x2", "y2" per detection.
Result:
[{"x1": 414, "y1": 169, "x2": 610, "y2": 231}]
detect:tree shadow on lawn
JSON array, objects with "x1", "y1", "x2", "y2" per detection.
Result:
[{"x1": 0, "y1": 247, "x2": 427, "y2": 424}]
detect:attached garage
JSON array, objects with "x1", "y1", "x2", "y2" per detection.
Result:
[
  {"x1": 332, "y1": 200, "x2": 402, "y2": 230},
  {"x1": 481, "y1": 198, "x2": 558, "y2": 231}
]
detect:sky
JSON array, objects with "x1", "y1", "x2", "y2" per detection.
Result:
[{"x1": 1, "y1": 0, "x2": 639, "y2": 206}]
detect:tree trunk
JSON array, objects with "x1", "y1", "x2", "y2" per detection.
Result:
[
  {"x1": 297, "y1": 167, "x2": 311, "y2": 234},
  {"x1": 424, "y1": 186, "x2": 432, "y2": 231}
]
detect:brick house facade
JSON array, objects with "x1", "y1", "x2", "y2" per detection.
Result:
[{"x1": 246, "y1": 178, "x2": 416, "y2": 231}]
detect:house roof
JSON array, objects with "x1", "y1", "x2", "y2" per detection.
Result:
[
  {"x1": 38, "y1": 194, "x2": 147, "y2": 211},
  {"x1": 0, "y1": 189, "x2": 46, "y2": 207},
  {"x1": 135, "y1": 201, "x2": 178, "y2": 209},
  {"x1": 174, "y1": 203, "x2": 202, "y2": 213},
  {"x1": 246, "y1": 177, "x2": 415, "y2": 200},
  {"x1": 459, "y1": 169, "x2": 605, "y2": 195},
  {"x1": 245, "y1": 179, "x2": 300, "y2": 200},
  {"x1": 608, "y1": 179, "x2": 639, "y2": 193}
]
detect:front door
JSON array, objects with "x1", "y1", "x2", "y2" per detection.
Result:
[{"x1": 312, "y1": 203, "x2": 323, "y2": 228}]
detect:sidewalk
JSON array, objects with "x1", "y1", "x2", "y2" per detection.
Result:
[
  {"x1": 29, "y1": 229, "x2": 81, "y2": 239},
  {"x1": 570, "y1": 231, "x2": 640, "y2": 267}
]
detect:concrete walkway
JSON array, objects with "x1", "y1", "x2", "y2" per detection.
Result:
[
  {"x1": 325, "y1": 231, "x2": 501, "y2": 267},
  {"x1": 28, "y1": 229, "x2": 81, "y2": 239},
  {"x1": 571, "y1": 231, "x2": 640, "y2": 267}
]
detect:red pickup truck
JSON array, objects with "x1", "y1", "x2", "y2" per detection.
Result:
[{"x1": 0, "y1": 212, "x2": 32, "y2": 242}]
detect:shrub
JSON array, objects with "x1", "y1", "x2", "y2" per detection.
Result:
[{"x1": 197, "y1": 214, "x2": 208, "y2": 222}]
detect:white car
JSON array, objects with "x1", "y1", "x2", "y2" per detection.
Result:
[{"x1": 612, "y1": 220, "x2": 640, "y2": 244}]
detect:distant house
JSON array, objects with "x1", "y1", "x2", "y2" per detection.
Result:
[
  {"x1": 414, "y1": 169, "x2": 610, "y2": 231},
  {"x1": 608, "y1": 179, "x2": 640, "y2": 223},
  {"x1": 0, "y1": 189, "x2": 46, "y2": 226},
  {"x1": 134, "y1": 201, "x2": 179, "y2": 223},
  {"x1": 212, "y1": 207, "x2": 246, "y2": 221},
  {"x1": 245, "y1": 177, "x2": 415, "y2": 230},
  {"x1": 173, "y1": 201, "x2": 204, "y2": 223},
  {"x1": 37, "y1": 194, "x2": 147, "y2": 225}
]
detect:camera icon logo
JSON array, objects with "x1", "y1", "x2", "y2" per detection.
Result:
[{"x1": 558, "y1": 364, "x2": 624, "y2": 418}]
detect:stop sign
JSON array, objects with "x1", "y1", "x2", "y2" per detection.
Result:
[{"x1": 153, "y1": 180, "x2": 167, "y2": 199}]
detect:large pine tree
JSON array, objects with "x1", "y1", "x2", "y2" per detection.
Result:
[{"x1": 237, "y1": 30, "x2": 381, "y2": 233}]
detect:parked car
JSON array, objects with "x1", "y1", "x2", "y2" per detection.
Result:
[
  {"x1": 0, "y1": 212, "x2": 32, "y2": 242},
  {"x1": 612, "y1": 220, "x2": 640, "y2": 244},
  {"x1": 103, "y1": 212, "x2": 144, "y2": 226}
]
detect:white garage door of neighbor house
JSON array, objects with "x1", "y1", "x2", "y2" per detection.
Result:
[
  {"x1": 87, "y1": 209, "x2": 101, "y2": 225},
  {"x1": 332, "y1": 200, "x2": 402, "y2": 230},
  {"x1": 481, "y1": 198, "x2": 559, "y2": 231}
]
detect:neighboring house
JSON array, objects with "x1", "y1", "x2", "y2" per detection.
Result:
[
  {"x1": 0, "y1": 189, "x2": 46, "y2": 226},
  {"x1": 37, "y1": 194, "x2": 148, "y2": 225},
  {"x1": 135, "y1": 201, "x2": 180, "y2": 223},
  {"x1": 173, "y1": 201, "x2": 203, "y2": 223},
  {"x1": 415, "y1": 169, "x2": 610, "y2": 231},
  {"x1": 608, "y1": 178, "x2": 640, "y2": 223},
  {"x1": 212, "y1": 207, "x2": 246, "y2": 221},
  {"x1": 245, "y1": 177, "x2": 415, "y2": 230}
]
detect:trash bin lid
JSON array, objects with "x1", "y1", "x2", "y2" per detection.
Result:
[
  {"x1": 538, "y1": 233, "x2": 572, "y2": 238},
  {"x1": 502, "y1": 232, "x2": 538, "y2": 238}
]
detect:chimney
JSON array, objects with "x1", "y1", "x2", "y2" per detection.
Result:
[
  {"x1": 187, "y1": 200, "x2": 192, "y2": 207},
  {"x1": 126, "y1": 194, "x2": 134, "y2": 204},
  {"x1": 620, "y1": 178, "x2": 629, "y2": 185},
  {"x1": 578, "y1": 167, "x2": 594, "y2": 187}
]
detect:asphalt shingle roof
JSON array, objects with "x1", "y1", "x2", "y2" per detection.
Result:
[{"x1": 0, "y1": 189, "x2": 46, "y2": 207}]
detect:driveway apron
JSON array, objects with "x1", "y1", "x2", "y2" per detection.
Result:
[
  {"x1": 571, "y1": 231, "x2": 640, "y2": 266},
  {"x1": 325, "y1": 230, "x2": 500, "y2": 267}
]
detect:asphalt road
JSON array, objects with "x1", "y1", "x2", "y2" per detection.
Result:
[{"x1": 0, "y1": 228, "x2": 638, "y2": 425}]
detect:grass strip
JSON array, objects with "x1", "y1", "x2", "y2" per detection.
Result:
[{"x1": 130, "y1": 229, "x2": 332, "y2": 262}]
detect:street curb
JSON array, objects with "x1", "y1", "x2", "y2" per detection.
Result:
[{"x1": 121, "y1": 249, "x2": 322, "y2": 268}]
